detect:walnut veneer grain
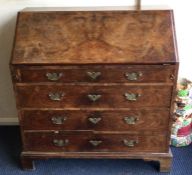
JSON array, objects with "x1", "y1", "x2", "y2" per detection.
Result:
[{"x1": 10, "y1": 8, "x2": 179, "y2": 172}]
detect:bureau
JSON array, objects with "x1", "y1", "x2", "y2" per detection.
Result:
[{"x1": 10, "y1": 7, "x2": 179, "y2": 172}]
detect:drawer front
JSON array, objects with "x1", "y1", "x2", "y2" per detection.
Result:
[
  {"x1": 14, "y1": 65, "x2": 175, "y2": 83},
  {"x1": 23, "y1": 132, "x2": 167, "y2": 153},
  {"x1": 16, "y1": 85, "x2": 172, "y2": 108},
  {"x1": 21, "y1": 109, "x2": 170, "y2": 132}
]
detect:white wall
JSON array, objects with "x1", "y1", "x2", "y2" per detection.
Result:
[{"x1": 0, "y1": 0, "x2": 191, "y2": 124}]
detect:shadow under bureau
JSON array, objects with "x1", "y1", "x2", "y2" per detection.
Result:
[{"x1": 10, "y1": 7, "x2": 179, "y2": 172}]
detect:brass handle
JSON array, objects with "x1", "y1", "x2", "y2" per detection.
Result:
[
  {"x1": 89, "y1": 140, "x2": 102, "y2": 146},
  {"x1": 88, "y1": 94, "x2": 101, "y2": 102},
  {"x1": 51, "y1": 116, "x2": 67, "y2": 125},
  {"x1": 53, "y1": 139, "x2": 69, "y2": 147},
  {"x1": 124, "y1": 93, "x2": 141, "y2": 101},
  {"x1": 87, "y1": 72, "x2": 101, "y2": 80},
  {"x1": 48, "y1": 92, "x2": 65, "y2": 101},
  {"x1": 123, "y1": 139, "x2": 138, "y2": 147},
  {"x1": 88, "y1": 117, "x2": 102, "y2": 124},
  {"x1": 125, "y1": 72, "x2": 142, "y2": 81},
  {"x1": 46, "y1": 72, "x2": 63, "y2": 81},
  {"x1": 124, "y1": 116, "x2": 139, "y2": 125}
]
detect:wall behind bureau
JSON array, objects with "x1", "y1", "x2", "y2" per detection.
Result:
[{"x1": 0, "y1": 0, "x2": 191, "y2": 124}]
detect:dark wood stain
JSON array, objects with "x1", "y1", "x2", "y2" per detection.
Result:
[
  {"x1": 13, "y1": 65, "x2": 175, "y2": 83},
  {"x1": 16, "y1": 84, "x2": 172, "y2": 108},
  {"x1": 11, "y1": 10, "x2": 177, "y2": 65},
  {"x1": 20, "y1": 109, "x2": 170, "y2": 132},
  {"x1": 23, "y1": 131, "x2": 167, "y2": 153},
  {"x1": 10, "y1": 8, "x2": 179, "y2": 172}
]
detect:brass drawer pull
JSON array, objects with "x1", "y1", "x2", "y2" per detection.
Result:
[
  {"x1": 87, "y1": 71, "x2": 101, "y2": 80},
  {"x1": 46, "y1": 72, "x2": 63, "y2": 81},
  {"x1": 125, "y1": 72, "x2": 142, "y2": 81},
  {"x1": 124, "y1": 93, "x2": 141, "y2": 101},
  {"x1": 123, "y1": 139, "x2": 138, "y2": 147},
  {"x1": 89, "y1": 140, "x2": 102, "y2": 147},
  {"x1": 48, "y1": 92, "x2": 65, "y2": 101},
  {"x1": 53, "y1": 139, "x2": 69, "y2": 147},
  {"x1": 124, "y1": 116, "x2": 139, "y2": 125},
  {"x1": 88, "y1": 94, "x2": 101, "y2": 102},
  {"x1": 88, "y1": 117, "x2": 102, "y2": 124},
  {"x1": 51, "y1": 116, "x2": 67, "y2": 125}
]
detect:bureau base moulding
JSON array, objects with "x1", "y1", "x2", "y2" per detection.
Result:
[{"x1": 21, "y1": 150, "x2": 173, "y2": 172}]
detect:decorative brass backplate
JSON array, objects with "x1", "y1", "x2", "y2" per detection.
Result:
[
  {"x1": 87, "y1": 94, "x2": 101, "y2": 102},
  {"x1": 123, "y1": 139, "x2": 138, "y2": 147},
  {"x1": 124, "y1": 93, "x2": 141, "y2": 101},
  {"x1": 124, "y1": 116, "x2": 139, "y2": 125},
  {"x1": 51, "y1": 116, "x2": 67, "y2": 125},
  {"x1": 53, "y1": 139, "x2": 69, "y2": 147},
  {"x1": 89, "y1": 140, "x2": 102, "y2": 146},
  {"x1": 88, "y1": 117, "x2": 102, "y2": 124},
  {"x1": 46, "y1": 72, "x2": 63, "y2": 81},
  {"x1": 125, "y1": 72, "x2": 143, "y2": 81},
  {"x1": 87, "y1": 72, "x2": 101, "y2": 80},
  {"x1": 48, "y1": 92, "x2": 65, "y2": 101}
]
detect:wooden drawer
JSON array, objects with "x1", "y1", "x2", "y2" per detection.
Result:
[
  {"x1": 13, "y1": 65, "x2": 175, "y2": 83},
  {"x1": 23, "y1": 132, "x2": 167, "y2": 153},
  {"x1": 16, "y1": 85, "x2": 172, "y2": 108},
  {"x1": 20, "y1": 109, "x2": 170, "y2": 132}
]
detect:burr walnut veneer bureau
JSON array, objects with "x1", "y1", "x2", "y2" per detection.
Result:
[{"x1": 10, "y1": 7, "x2": 179, "y2": 172}]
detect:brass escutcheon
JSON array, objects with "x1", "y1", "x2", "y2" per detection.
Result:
[
  {"x1": 87, "y1": 71, "x2": 101, "y2": 80},
  {"x1": 88, "y1": 117, "x2": 102, "y2": 124},
  {"x1": 53, "y1": 139, "x2": 69, "y2": 147},
  {"x1": 46, "y1": 72, "x2": 63, "y2": 81},
  {"x1": 124, "y1": 93, "x2": 141, "y2": 101},
  {"x1": 87, "y1": 94, "x2": 101, "y2": 102},
  {"x1": 48, "y1": 92, "x2": 65, "y2": 101},
  {"x1": 123, "y1": 139, "x2": 138, "y2": 147},
  {"x1": 89, "y1": 140, "x2": 102, "y2": 147},
  {"x1": 51, "y1": 116, "x2": 67, "y2": 125},
  {"x1": 125, "y1": 72, "x2": 142, "y2": 81},
  {"x1": 124, "y1": 116, "x2": 139, "y2": 125}
]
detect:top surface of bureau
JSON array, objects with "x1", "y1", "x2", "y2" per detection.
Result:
[{"x1": 11, "y1": 7, "x2": 178, "y2": 65}]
